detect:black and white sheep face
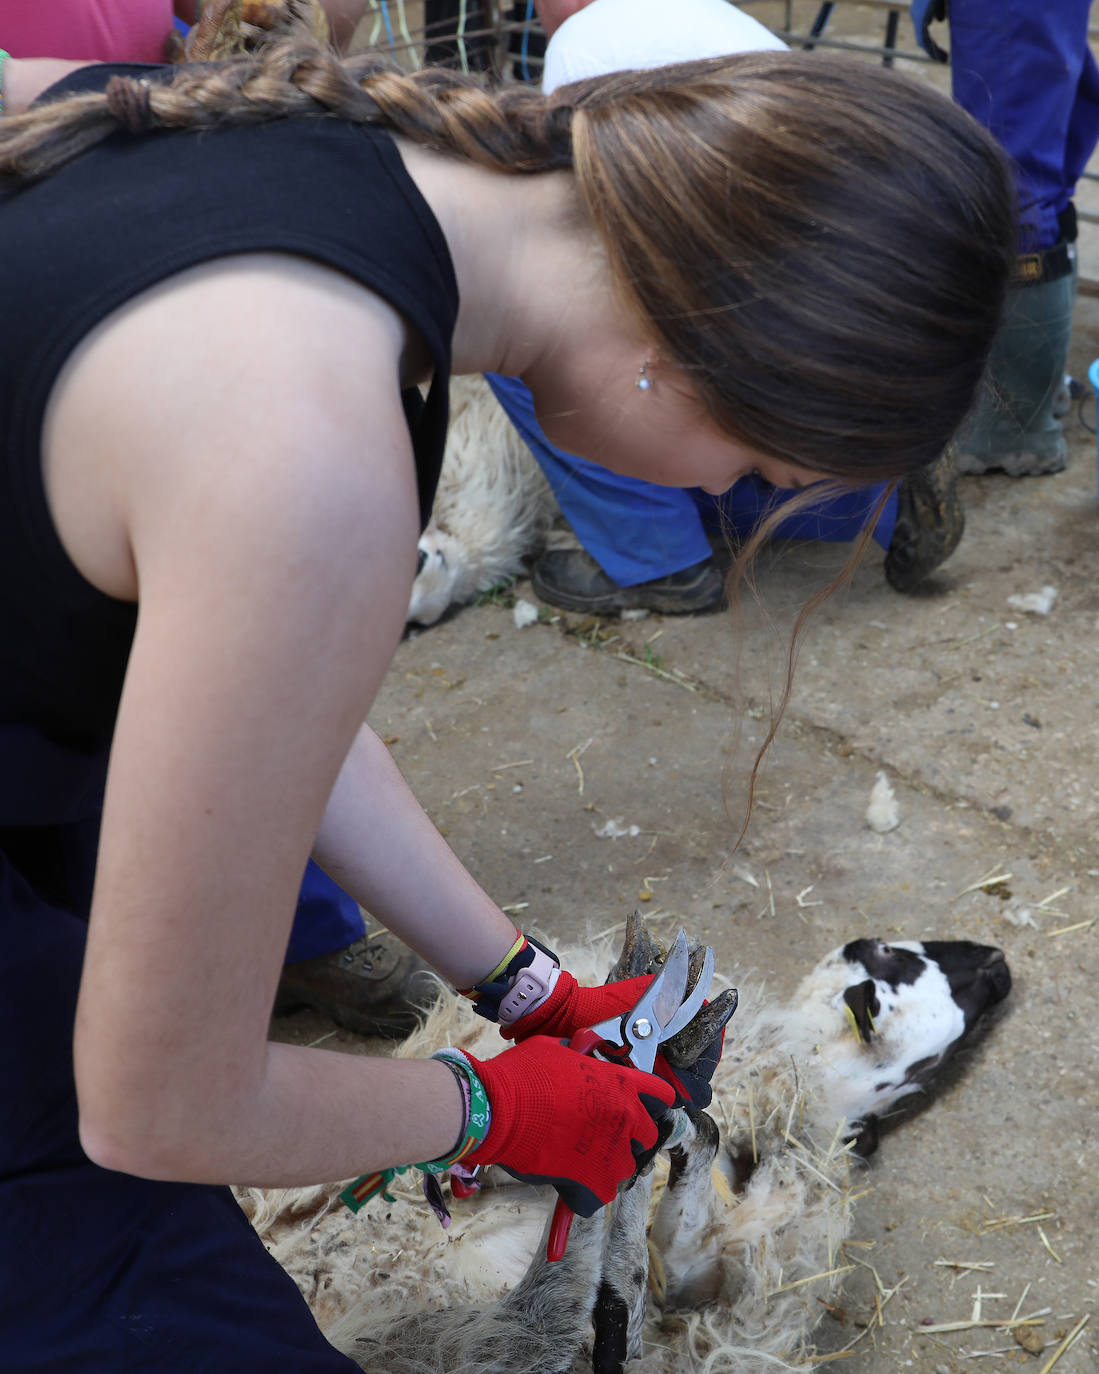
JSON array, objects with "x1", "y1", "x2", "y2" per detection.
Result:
[{"x1": 789, "y1": 938, "x2": 1011, "y2": 1136}]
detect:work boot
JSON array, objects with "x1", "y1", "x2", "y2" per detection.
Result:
[
  {"x1": 883, "y1": 448, "x2": 965, "y2": 593},
  {"x1": 952, "y1": 240, "x2": 1076, "y2": 476},
  {"x1": 275, "y1": 931, "x2": 439, "y2": 1039},
  {"x1": 531, "y1": 549, "x2": 726, "y2": 615}
]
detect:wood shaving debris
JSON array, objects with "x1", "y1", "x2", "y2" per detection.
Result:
[
  {"x1": 1037, "y1": 1313, "x2": 1091, "y2": 1373},
  {"x1": 1046, "y1": 915, "x2": 1098, "y2": 937},
  {"x1": 612, "y1": 651, "x2": 700, "y2": 692},
  {"x1": 956, "y1": 867, "x2": 1013, "y2": 900},
  {"x1": 918, "y1": 1316, "x2": 1046, "y2": 1336},
  {"x1": 566, "y1": 738, "x2": 592, "y2": 794},
  {"x1": 1037, "y1": 1227, "x2": 1063, "y2": 1264},
  {"x1": 978, "y1": 1210, "x2": 1057, "y2": 1234}
]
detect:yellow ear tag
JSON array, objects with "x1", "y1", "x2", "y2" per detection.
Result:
[{"x1": 843, "y1": 1001, "x2": 863, "y2": 1041}]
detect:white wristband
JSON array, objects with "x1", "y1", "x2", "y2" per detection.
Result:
[{"x1": 497, "y1": 946, "x2": 560, "y2": 1025}]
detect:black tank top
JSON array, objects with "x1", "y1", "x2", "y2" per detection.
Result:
[{"x1": 0, "y1": 63, "x2": 458, "y2": 792}]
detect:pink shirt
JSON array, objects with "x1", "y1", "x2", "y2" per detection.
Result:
[{"x1": 2, "y1": 1, "x2": 179, "y2": 63}]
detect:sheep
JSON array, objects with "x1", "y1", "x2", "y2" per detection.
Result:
[
  {"x1": 409, "y1": 376, "x2": 555, "y2": 626},
  {"x1": 246, "y1": 918, "x2": 1010, "y2": 1372}
]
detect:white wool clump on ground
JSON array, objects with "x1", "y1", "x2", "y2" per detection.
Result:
[
  {"x1": 866, "y1": 770, "x2": 900, "y2": 833},
  {"x1": 595, "y1": 817, "x2": 642, "y2": 839},
  {"x1": 512, "y1": 598, "x2": 539, "y2": 629},
  {"x1": 1006, "y1": 585, "x2": 1058, "y2": 615}
]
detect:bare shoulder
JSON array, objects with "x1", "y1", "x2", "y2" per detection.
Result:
[{"x1": 44, "y1": 252, "x2": 422, "y2": 608}]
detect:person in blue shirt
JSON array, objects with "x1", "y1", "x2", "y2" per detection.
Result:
[{"x1": 477, "y1": 0, "x2": 959, "y2": 618}]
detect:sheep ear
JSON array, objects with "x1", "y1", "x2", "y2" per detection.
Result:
[{"x1": 842, "y1": 979, "x2": 880, "y2": 1044}]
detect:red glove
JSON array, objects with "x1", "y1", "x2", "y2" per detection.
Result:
[
  {"x1": 462, "y1": 1036, "x2": 675, "y2": 1218},
  {"x1": 500, "y1": 970, "x2": 655, "y2": 1043}
]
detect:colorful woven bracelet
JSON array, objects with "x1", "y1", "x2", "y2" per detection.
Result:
[
  {"x1": 340, "y1": 1051, "x2": 491, "y2": 1214},
  {"x1": 0, "y1": 50, "x2": 11, "y2": 116}
]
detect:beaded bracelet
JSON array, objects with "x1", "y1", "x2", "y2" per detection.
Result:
[
  {"x1": 340, "y1": 1050, "x2": 491, "y2": 1214},
  {"x1": 0, "y1": 50, "x2": 11, "y2": 116}
]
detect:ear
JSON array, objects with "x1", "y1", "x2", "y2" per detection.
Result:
[{"x1": 842, "y1": 979, "x2": 880, "y2": 1044}]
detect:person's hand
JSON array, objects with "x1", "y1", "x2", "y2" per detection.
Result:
[
  {"x1": 500, "y1": 969, "x2": 654, "y2": 1043},
  {"x1": 501, "y1": 969, "x2": 728, "y2": 1111},
  {"x1": 462, "y1": 1036, "x2": 675, "y2": 1217}
]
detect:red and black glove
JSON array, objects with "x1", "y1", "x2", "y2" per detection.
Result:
[
  {"x1": 462, "y1": 1035, "x2": 676, "y2": 1218},
  {"x1": 503, "y1": 970, "x2": 726, "y2": 1112},
  {"x1": 500, "y1": 970, "x2": 655, "y2": 1044}
]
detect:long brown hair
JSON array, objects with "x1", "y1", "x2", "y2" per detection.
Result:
[{"x1": 1, "y1": 42, "x2": 1014, "y2": 486}]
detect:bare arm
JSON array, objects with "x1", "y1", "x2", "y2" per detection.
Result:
[
  {"x1": 49, "y1": 258, "x2": 497, "y2": 1186},
  {"x1": 0, "y1": 57, "x2": 93, "y2": 115},
  {"x1": 313, "y1": 725, "x2": 518, "y2": 988}
]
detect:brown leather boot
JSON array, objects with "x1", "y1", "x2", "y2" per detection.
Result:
[
  {"x1": 274, "y1": 931, "x2": 439, "y2": 1039},
  {"x1": 884, "y1": 448, "x2": 965, "y2": 593},
  {"x1": 531, "y1": 549, "x2": 726, "y2": 615}
]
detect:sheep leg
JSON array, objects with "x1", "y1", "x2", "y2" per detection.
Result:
[
  {"x1": 590, "y1": 1173, "x2": 653, "y2": 1374},
  {"x1": 648, "y1": 1109, "x2": 722, "y2": 1312},
  {"x1": 349, "y1": 1202, "x2": 608, "y2": 1374}
]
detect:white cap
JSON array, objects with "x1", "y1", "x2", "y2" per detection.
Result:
[{"x1": 542, "y1": 0, "x2": 787, "y2": 95}]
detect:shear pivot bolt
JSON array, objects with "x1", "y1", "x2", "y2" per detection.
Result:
[{"x1": 632, "y1": 1017, "x2": 653, "y2": 1039}]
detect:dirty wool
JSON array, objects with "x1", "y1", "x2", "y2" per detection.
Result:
[{"x1": 239, "y1": 928, "x2": 1010, "y2": 1373}]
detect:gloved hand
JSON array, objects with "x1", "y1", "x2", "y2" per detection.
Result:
[
  {"x1": 500, "y1": 969, "x2": 655, "y2": 1043},
  {"x1": 462, "y1": 1036, "x2": 676, "y2": 1217},
  {"x1": 503, "y1": 970, "x2": 728, "y2": 1111}
]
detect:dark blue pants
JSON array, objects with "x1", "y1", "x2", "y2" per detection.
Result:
[
  {"x1": 0, "y1": 738, "x2": 358, "y2": 1369},
  {"x1": 949, "y1": 0, "x2": 1099, "y2": 251}
]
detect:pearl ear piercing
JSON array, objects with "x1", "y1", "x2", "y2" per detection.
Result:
[{"x1": 636, "y1": 360, "x2": 653, "y2": 391}]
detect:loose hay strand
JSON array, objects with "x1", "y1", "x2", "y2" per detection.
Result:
[{"x1": 1037, "y1": 1313, "x2": 1091, "y2": 1374}]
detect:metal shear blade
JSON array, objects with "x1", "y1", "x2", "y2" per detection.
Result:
[
  {"x1": 659, "y1": 944, "x2": 715, "y2": 1041},
  {"x1": 588, "y1": 929, "x2": 694, "y2": 1074}
]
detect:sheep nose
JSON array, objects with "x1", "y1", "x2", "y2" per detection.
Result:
[{"x1": 979, "y1": 947, "x2": 1011, "y2": 1002}]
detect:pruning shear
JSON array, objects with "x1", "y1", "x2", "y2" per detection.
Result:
[{"x1": 545, "y1": 929, "x2": 715, "y2": 1261}]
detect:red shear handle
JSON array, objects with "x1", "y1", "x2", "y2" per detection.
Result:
[
  {"x1": 459, "y1": 1032, "x2": 673, "y2": 1263},
  {"x1": 546, "y1": 1024, "x2": 614, "y2": 1263}
]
